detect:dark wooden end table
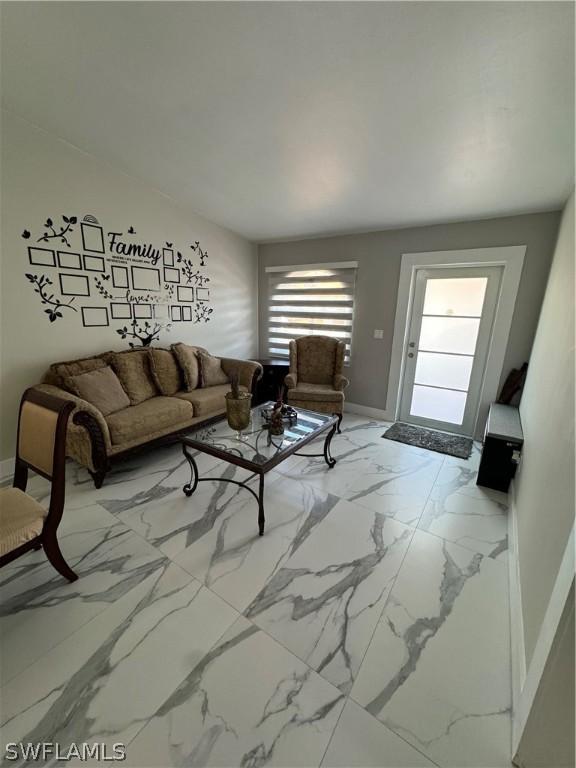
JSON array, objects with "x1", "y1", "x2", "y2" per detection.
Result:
[{"x1": 180, "y1": 402, "x2": 338, "y2": 536}]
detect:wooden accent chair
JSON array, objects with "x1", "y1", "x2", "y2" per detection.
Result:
[
  {"x1": 0, "y1": 389, "x2": 77, "y2": 581},
  {"x1": 284, "y1": 336, "x2": 350, "y2": 432}
]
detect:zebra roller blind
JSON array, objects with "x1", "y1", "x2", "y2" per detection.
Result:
[{"x1": 266, "y1": 262, "x2": 358, "y2": 363}]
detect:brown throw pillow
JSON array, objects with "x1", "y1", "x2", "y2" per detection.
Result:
[
  {"x1": 111, "y1": 349, "x2": 157, "y2": 405},
  {"x1": 198, "y1": 351, "x2": 229, "y2": 388},
  {"x1": 171, "y1": 343, "x2": 201, "y2": 391},
  {"x1": 51, "y1": 354, "x2": 111, "y2": 391},
  {"x1": 66, "y1": 366, "x2": 130, "y2": 416},
  {"x1": 148, "y1": 348, "x2": 182, "y2": 396}
]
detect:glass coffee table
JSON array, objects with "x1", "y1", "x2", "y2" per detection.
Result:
[{"x1": 180, "y1": 402, "x2": 338, "y2": 536}]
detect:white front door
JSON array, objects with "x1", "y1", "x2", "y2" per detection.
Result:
[{"x1": 399, "y1": 266, "x2": 503, "y2": 436}]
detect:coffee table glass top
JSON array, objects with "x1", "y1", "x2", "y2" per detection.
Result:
[{"x1": 181, "y1": 402, "x2": 337, "y2": 471}]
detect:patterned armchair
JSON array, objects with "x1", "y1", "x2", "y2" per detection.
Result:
[{"x1": 284, "y1": 336, "x2": 349, "y2": 431}]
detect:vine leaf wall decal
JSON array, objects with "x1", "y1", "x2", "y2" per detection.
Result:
[
  {"x1": 25, "y1": 273, "x2": 78, "y2": 322},
  {"x1": 36, "y1": 214, "x2": 77, "y2": 247}
]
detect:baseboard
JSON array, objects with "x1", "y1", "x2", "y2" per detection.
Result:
[
  {"x1": 344, "y1": 402, "x2": 392, "y2": 421},
  {"x1": 508, "y1": 479, "x2": 527, "y2": 722},
  {"x1": 0, "y1": 456, "x2": 15, "y2": 485}
]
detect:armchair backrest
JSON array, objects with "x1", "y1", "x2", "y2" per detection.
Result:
[{"x1": 289, "y1": 336, "x2": 345, "y2": 385}]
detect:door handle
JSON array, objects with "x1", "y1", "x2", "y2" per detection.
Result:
[
  {"x1": 408, "y1": 342, "x2": 415, "y2": 348},
  {"x1": 407, "y1": 352, "x2": 414, "y2": 358}
]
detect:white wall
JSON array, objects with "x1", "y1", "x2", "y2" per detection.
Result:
[
  {"x1": 0, "y1": 111, "x2": 258, "y2": 461},
  {"x1": 514, "y1": 190, "x2": 575, "y2": 667}
]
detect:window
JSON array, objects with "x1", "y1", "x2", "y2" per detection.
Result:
[{"x1": 265, "y1": 261, "x2": 358, "y2": 364}]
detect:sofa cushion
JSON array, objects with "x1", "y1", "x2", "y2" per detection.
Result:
[
  {"x1": 50, "y1": 353, "x2": 112, "y2": 391},
  {"x1": 111, "y1": 349, "x2": 157, "y2": 405},
  {"x1": 174, "y1": 383, "x2": 246, "y2": 418},
  {"x1": 172, "y1": 343, "x2": 204, "y2": 391},
  {"x1": 148, "y1": 348, "x2": 182, "y2": 396},
  {"x1": 65, "y1": 366, "x2": 130, "y2": 416},
  {"x1": 288, "y1": 383, "x2": 344, "y2": 403},
  {"x1": 105, "y1": 397, "x2": 194, "y2": 445},
  {"x1": 198, "y1": 352, "x2": 229, "y2": 387}
]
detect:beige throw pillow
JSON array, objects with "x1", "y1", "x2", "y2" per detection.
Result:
[
  {"x1": 51, "y1": 354, "x2": 111, "y2": 391},
  {"x1": 198, "y1": 352, "x2": 229, "y2": 388},
  {"x1": 172, "y1": 343, "x2": 201, "y2": 391},
  {"x1": 111, "y1": 349, "x2": 157, "y2": 405},
  {"x1": 66, "y1": 366, "x2": 130, "y2": 416},
  {"x1": 148, "y1": 348, "x2": 182, "y2": 396}
]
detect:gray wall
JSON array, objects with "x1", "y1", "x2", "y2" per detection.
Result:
[
  {"x1": 0, "y1": 112, "x2": 258, "y2": 462},
  {"x1": 514, "y1": 191, "x2": 575, "y2": 667},
  {"x1": 258, "y1": 212, "x2": 561, "y2": 412}
]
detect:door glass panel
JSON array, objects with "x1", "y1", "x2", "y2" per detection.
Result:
[
  {"x1": 414, "y1": 352, "x2": 473, "y2": 391},
  {"x1": 423, "y1": 277, "x2": 488, "y2": 316},
  {"x1": 410, "y1": 385, "x2": 467, "y2": 425},
  {"x1": 419, "y1": 316, "x2": 480, "y2": 354}
]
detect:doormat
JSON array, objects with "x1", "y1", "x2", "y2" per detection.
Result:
[{"x1": 383, "y1": 422, "x2": 473, "y2": 459}]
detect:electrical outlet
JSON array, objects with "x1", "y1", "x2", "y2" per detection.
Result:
[{"x1": 373, "y1": 329, "x2": 384, "y2": 339}]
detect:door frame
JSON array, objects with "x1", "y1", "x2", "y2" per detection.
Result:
[{"x1": 386, "y1": 246, "x2": 526, "y2": 439}]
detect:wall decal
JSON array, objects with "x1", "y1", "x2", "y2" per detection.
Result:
[
  {"x1": 130, "y1": 265, "x2": 161, "y2": 292},
  {"x1": 164, "y1": 267, "x2": 180, "y2": 284},
  {"x1": 81, "y1": 221, "x2": 105, "y2": 253},
  {"x1": 111, "y1": 266, "x2": 129, "y2": 289},
  {"x1": 177, "y1": 285, "x2": 194, "y2": 303},
  {"x1": 82, "y1": 306, "x2": 109, "y2": 328},
  {"x1": 117, "y1": 320, "x2": 170, "y2": 348},
  {"x1": 83, "y1": 254, "x2": 106, "y2": 272},
  {"x1": 58, "y1": 251, "x2": 82, "y2": 270},
  {"x1": 22, "y1": 211, "x2": 214, "y2": 340},
  {"x1": 111, "y1": 302, "x2": 132, "y2": 320},
  {"x1": 37, "y1": 215, "x2": 77, "y2": 247},
  {"x1": 25, "y1": 273, "x2": 78, "y2": 322},
  {"x1": 59, "y1": 273, "x2": 90, "y2": 297},
  {"x1": 133, "y1": 303, "x2": 153, "y2": 319},
  {"x1": 28, "y1": 247, "x2": 56, "y2": 268}
]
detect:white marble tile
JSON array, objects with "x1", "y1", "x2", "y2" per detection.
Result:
[
  {"x1": 431, "y1": 453, "x2": 509, "y2": 506},
  {"x1": 246, "y1": 501, "x2": 413, "y2": 693},
  {"x1": 174, "y1": 475, "x2": 340, "y2": 612},
  {"x1": 351, "y1": 530, "x2": 511, "y2": 768},
  {"x1": 322, "y1": 698, "x2": 436, "y2": 767},
  {"x1": 124, "y1": 616, "x2": 345, "y2": 768},
  {"x1": 0, "y1": 561, "x2": 238, "y2": 755},
  {"x1": 284, "y1": 437, "x2": 443, "y2": 528},
  {"x1": 419, "y1": 491, "x2": 508, "y2": 559}
]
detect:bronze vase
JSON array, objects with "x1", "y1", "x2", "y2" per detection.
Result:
[{"x1": 225, "y1": 392, "x2": 252, "y2": 432}]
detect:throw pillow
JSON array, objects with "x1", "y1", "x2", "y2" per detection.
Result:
[
  {"x1": 197, "y1": 351, "x2": 229, "y2": 388},
  {"x1": 111, "y1": 349, "x2": 157, "y2": 405},
  {"x1": 66, "y1": 366, "x2": 130, "y2": 416},
  {"x1": 51, "y1": 354, "x2": 111, "y2": 391},
  {"x1": 171, "y1": 343, "x2": 201, "y2": 391},
  {"x1": 148, "y1": 348, "x2": 182, "y2": 396}
]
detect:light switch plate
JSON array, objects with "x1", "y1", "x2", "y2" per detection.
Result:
[{"x1": 373, "y1": 329, "x2": 384, "y2": 339}]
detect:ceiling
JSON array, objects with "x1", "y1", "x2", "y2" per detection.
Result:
[{"x1": 1, "y1": 2, "x2": 574, "y2": 242}]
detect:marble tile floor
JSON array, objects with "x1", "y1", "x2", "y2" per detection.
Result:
[{"x1": 0, "y1": 415, "x2": 512, "y2": 767}]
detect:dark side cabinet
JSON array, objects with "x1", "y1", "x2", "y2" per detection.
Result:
[
  {"x1": 253, "y1": 358, "x2": 290, "y2": 406},
  {"x1": 477, "y1": 403, "x2": 524, "y2": 493}
]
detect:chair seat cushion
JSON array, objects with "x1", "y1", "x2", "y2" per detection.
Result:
[
  {"x1": 288, "y1": 383, "x2": 344, "y2": 404},
  {"x1": 174, "y1": 384, "x2": 247, "y2": 417},
  {"x1": 105, "y1": 397, "x2": 194, "y2": 445},
  {"x1": 0, "y1": 488, "x2": 46, "y2": 556}
]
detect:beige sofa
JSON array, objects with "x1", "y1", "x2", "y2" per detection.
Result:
[{"x1": 31, "y1": 346, "x2": 262, "y2": 488}]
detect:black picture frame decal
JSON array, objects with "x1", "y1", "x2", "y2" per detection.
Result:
[
  {"x1": 111, "y1": 266, "x2": 129, "y2": 289},
  {"x1": 57, "y1": 251, "x2": 82, "y2": 270},
  {"x1": 83, "y1": 254, "x2": 106, "y2": 272},
  {"x1": 28, "y1": 247, "x2": 56, "y2": 268},
  {"x1": 163, "y1": 248, "x2": 174, "y2": 267},
  {"x1": 111, "y1": 302, "x2": 132, "y2": 320},
  {"x1": 171, "y1": 305, "x2": 182, "y2": 321},
  {"x1": 163, "y1": 267, "x2": 180, "y2": 284},
  {"x1": 177, "y1": 285, "x2": 194, "y2": 302},
  {"x1": 154, "y1": 304, "x2": 170, "y2": 320},
  {"x1": 131, "y1": 266, "x2": 161, "y2": 292},
  {"x1": 81, "y1": 222, "x2": 105, "y2": 253},
  {"x1": 182, "y1": 305, "x2": 192, "y2": 322},
  {"x1": 196, "y1": 287, "x2": 210, "y2": 302},
  {"x1": 133, "y1": 303, "x2": 153, "y2": 319},
  {"x1": 82, "y1": 306, "x2": 109, "y2": 327},
  {"x1": 59, "y1": 273, "x2": 90, "y2": 297}
]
